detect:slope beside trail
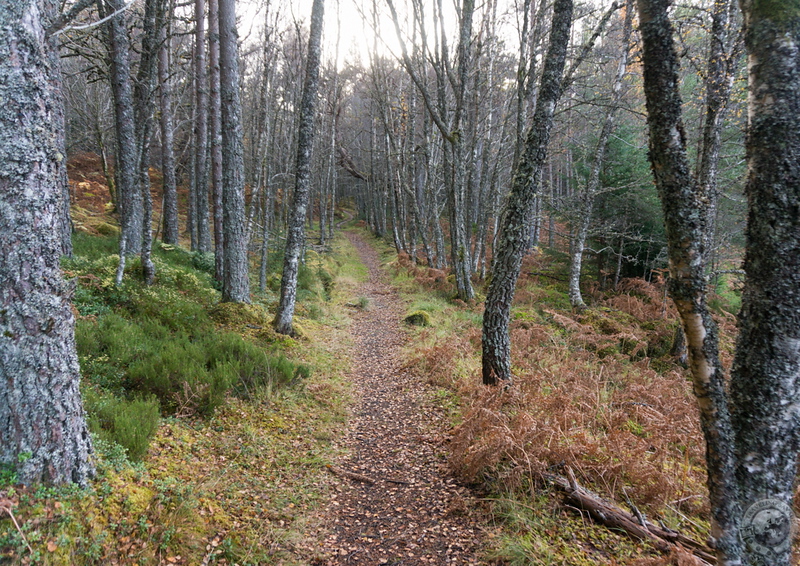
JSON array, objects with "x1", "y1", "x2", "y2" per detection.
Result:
[{"x1": 312, "y1": 231, "x2": 489, "y2": 565}]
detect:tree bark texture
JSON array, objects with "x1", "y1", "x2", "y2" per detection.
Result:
[
  {"x1": 208, "y1": 0, "x2": 224, "y2": 282},
  {"x1": 274, "y1": 0, "x2": 325, "y2": 335},
  {"x1": 194, "y1": 0, "x2": 211, "y2": 253},
  {"x1": 218, "y1": 0, "x2": 250, "y2": 302},
  {"x1": 0, "y1": 0, "x2": 94, "y2": 486},
  {"x1": 637, "y1": 0, "x2": 741, "y2": 562},
  {"x1": 158, "y1": 25, "x2": 179, "y2": 245},
  {"x1": 729, "y1": 3, "x2": 800, "y2": 565},
  {"x1": 481, "y1": 0, "x2": 573, "y2": 385},
  {"x1": 103, "y1": 0, "x2": 143, "y2": 259}
]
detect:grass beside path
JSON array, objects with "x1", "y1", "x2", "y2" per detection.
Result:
[{"x1": 0, "y1": 232, "x2": 367, "y2": 565}]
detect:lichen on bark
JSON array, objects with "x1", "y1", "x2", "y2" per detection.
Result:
[{"x1": 0, "y1": 0, "x2": 94, "y2": 486}]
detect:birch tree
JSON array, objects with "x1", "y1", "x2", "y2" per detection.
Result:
[
  {"x1": 274, "y1": 0, "x2": 325, "y2": 335},
  {"x1": 481, "y1": 0, "x2": 574, "y2": 385},
  {"x1": 637, "y1": 0, "x2": 800, "y2": 563}
]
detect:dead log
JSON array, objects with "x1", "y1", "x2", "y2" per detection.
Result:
[
  {"x1": 546, "y1": 471, "x2": 715, "y2": 565},
  {"x1": 325, "y1": 464, "x2": 375, "y2": 485}
]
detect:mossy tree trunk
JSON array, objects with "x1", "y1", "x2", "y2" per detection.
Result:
[
  {"x1": 639, "y1": 1, "x2": 800, "y2": 564},
  {"x1": 729, "y1": 2, "x2": 800, "y2": 565},
  {"x1": 274, "y1": 0, "x2": 325, "y2": 334},
  {"x1": 0, "y1": 0, "x2": 94, "y2": 486},
  {"x1": 481, "y1": 0, "x2": 573, "y2": 385}
]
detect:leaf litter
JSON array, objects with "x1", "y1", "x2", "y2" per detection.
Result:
[{"x1": 311, "y1": 232, "x2": 494, "y2": 565}]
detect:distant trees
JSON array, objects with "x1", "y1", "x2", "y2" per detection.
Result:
[{"x1": 0, "y1": 0, "x2": 94, "y2": 485}]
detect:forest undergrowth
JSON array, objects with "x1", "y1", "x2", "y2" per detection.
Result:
[
  {"x1": 0, "y1": 154, "x2": 748, "y2": 565},
  {"x1": 382, "y1": 240, "x2": 743, "y2": 566},
  {"x1": 0, "y1": 156, "x2": 370, "y2": 565}
]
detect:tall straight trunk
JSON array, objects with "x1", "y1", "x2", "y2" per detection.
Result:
[
  {"x1": 449, "y1": 0, "x2": 475, "y2": 300},
  {"x1": 218, "y1": 0, "x2": 250, "y2": 302},
  {"x1": 194, "y1": 0, "x2": 211, "y2": 253},
  {"x1": 134, "y1": 0, "x2": 160, "y2": 285},
  {"x1": 482, "y1": 0, "x2": 573, "y2": 385},
  {"x1": 158, "y1": 25, "x2": 179, "y2": 245},
  {"x1": 568, "y1": 1, "x2": 633, "y2": 310},
  {"x1": 274, "y1": 0, "x2": 325, "y2": 335},
  {"x1": 102, "y1": 0, "x2": 142, "y2": 273},
  {"x1": 729, "y1": 2, "x2": 800, "y2": 565},
  {"x1": 0, "y1": 0, "x2": 94, "y2": 485},
  {"x1": 208, "y1": 0, "x2": 223, "y2": 281},
  {"x1": 696, "y1": 0, "x2": 739, "y2": 267}
]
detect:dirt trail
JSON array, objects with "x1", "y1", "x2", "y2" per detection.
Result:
[{"x1": 313, "y1": 231, "x2": 487, "y2": 565}]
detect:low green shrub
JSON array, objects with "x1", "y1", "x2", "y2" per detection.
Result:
[
  {"x1": 191, "y1": 251, "x2": 216, "y2": 275},
  {"x1": 86, "y1": 392, "x2": 161, "y2": 461}
]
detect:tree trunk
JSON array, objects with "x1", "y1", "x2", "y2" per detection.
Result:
[
  {"x1": 218, "y1": 0, "x2": 250, "y2": 302},
  {"x1": 208, "y1": 0, "x2": 224, "y2": 281},
  {"x1": 134, "y1": 0, "x2": 160, "y2": 285},
  {"x1": 0, "y1": 0, "x2": 94, "y2": 486},
  {"x1": 158, "y1": 24, "x2": 179, "y2": 245},
  {"x1": 274, "y1": 0, "x2": 325, "y2": 335},
  {"x1": 193, "y1": 0, "x2": 211, "y2": 253},
  {"x1": 729, "y1": 3, "x2": 800, "y2": 565},
  {"x1": 568, "y1": 1, "x2": 633, "y2": 310},
  {"x1": 695, "y1": 0, "x2": 740, "y2": 268},
  {"x1": 637, "y1": 0, "x2": 741, "y2": 562},
  {"x1": 102, "y1": 0, "x2": 142, "y2": 267},
  {"x1": 482, "y1": 0, "x2": 573, "y2": 385}
]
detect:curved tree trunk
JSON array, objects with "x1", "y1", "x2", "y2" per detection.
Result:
[
  {"x1": 274, "y1": 0, "x2": 325, "y2": 335},
  {"x1": 481, "y1": 0, "x2": 573, "y2": 385},
  {"x1": 0, "y1": 0, "x2": 94, "y2": 486}
]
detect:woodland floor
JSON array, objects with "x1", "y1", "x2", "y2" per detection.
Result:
[{"x1": 310, "y1": 231, "x2": 491, "y2": 565}]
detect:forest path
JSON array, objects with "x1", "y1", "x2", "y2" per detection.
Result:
[{"x1": 311, "y1": 231, "x2": 488, "y2": 565}]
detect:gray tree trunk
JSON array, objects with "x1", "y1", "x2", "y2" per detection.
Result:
[
  {"x1": 218, "y1": 0, "x2": 250, "y2": 302},
  {"x1": 0, "y1": 0, "x2": 94, "y2": 486},
  {"x1": 208, "y1": 0, "x2": 224, "y2": 281},
  {"x1": 102, "y1": 0, "x2": 142, "y2": 273},
  {"x1": 636, "y1": 2, "x2": 800, "y2": 564},
  {"x1": 729, "y1": 2, "x2": 800, "y2": 565},
  {"x1": 274, "y1": 0, "x2": 325, "y2": 335},
  {"x1": 568, "y1": 1, "x2": 633, "y2": 310},
  {"x1": 481, "y1": 0, "x2": 573, "y2": 385},
  {"x1": 134, "y1": 0, "x2": 160, "y2": 285},
  {"x1": 193, "y1": 0, "x2": 211, "y2": 253},
  {"x1": 637, "y1": 4, "x2": 740, "y2": 560},
  {"x1": 158, "y1": 24, "x2": 179, "y2": 245},
  {"x1": 696, "y1": 0, "x2": 740, "y2": 268}
]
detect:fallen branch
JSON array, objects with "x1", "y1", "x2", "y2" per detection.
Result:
[
  {"x1": 547, "y1": 471, "x2": 715, "y2": 565},
  {"x1": 0, "y1": 496, "x2": 34, "y2": 556},
  {"x1": 325, "y1": 464, "x2": 375, "y2": 485}
]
